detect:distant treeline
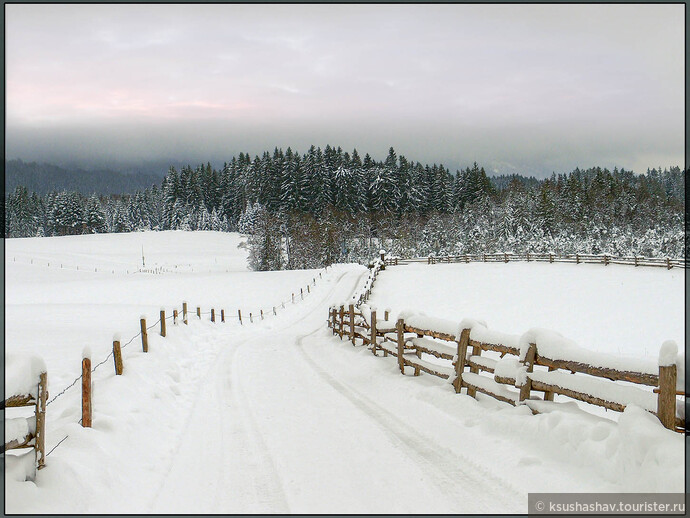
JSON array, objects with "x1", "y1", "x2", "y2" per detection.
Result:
[
  {"x1": 5, "y1": 159, "x2": 162, "y2": 196},
  {"x1": 3, "y1": 145, "x2": 685, "y2": 269}
]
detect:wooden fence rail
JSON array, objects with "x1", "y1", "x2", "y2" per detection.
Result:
[{"x1": 410, "y1": 252, "x2": 686, "y2": 269}]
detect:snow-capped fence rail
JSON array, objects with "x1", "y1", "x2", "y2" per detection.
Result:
[
  {"x1": 328, "y1": 307, "x2": 685, "y2": 433},
  {"x1": 4, "y1": 355, "x2": 48, "y2": 477},
  {"x1": 414, "y1": 252, "x2": 686, "y2": 269}
]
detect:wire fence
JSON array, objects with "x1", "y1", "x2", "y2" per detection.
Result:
[{"x1": 33, "y1": 264, "x2": 335, "y2": 458}]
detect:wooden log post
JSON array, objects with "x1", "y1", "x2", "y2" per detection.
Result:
[
  {"x1": 307, "y1": 285, "x2": 310, "y2": 293},
  {"x1": 211, "y1": 308, "x2": 215, "y2": 322},
  {"x1": 526, "y1": 252, "x2": 530, "y2": 262},
  {"x1": 338, "y1": 305, "x2": 345, "y2": 338},
  {"x1": 384, "y1": 309, "x2": 390, "y2": 321},
  {"x1": 292, "y1": 293, "x2": 295, "y2": 304},
  {"x1": 576, "y1": 253, "x2": 580, "y2": 264},
  {"x1": 519, "y1": 343, "x2": 537, "y2": 403},
  {"x1": 380, "y1": 250, "x2": 386, "y2": 270},
  {"x1": 113, "y1": 338, "x2": 123, "y2": 375},
  {"x1": 543, "y1": 366, "x2": 555, "y2": 401},
  {"x1": 221, "y1": 309, "x2": 225, "y2": 322},
  {"x1": 35, "y1": 372, "x2": 47, "y2": 469},
  {"x1": 657, "y1": 344, "x2": 678, "y2": 430},
  {"x1": 197, "y1": 306, "x2": 201, "y2": 319},
  {"x1": 634, "y1": 256, "x2": 639, "y2": 267},
  {"x1": 604, "y1": 254, "x2": 609, "y2": 266},
  {"x1": 173, "y1": 309, "x2": 178, "y2": 325},
  {"x1": 238, "y1": 309, "x2": 242, "y2": 325},
  {"x1": 160, "y1": 309, "x2": 166, "y2": 337},
  {"x1": 666, "y1": 257, "x2": 672, "y2": 270},
  {"x1": 504, "y1": 253, "x2": 508, "y2": 263},
  {"x1": 396, "y1": 318, "x2": 405, "y2": 374},
  {"x1": 349, "y1": 304, "x2": 356, "y2": 344},
  {"x1": 466, "y1": 339, "x2": 482, "y2": 398},
  {"x1": 183, "y1": 302, "x2": 188, "y2": 325},
  {"x1": 82, "y1": 351, "x2": 92, "y2": 427},
  {"x1": 549, "y1": 253, "x2": 553, "y2": 263},
  {"x1": 250, "y1": 312, "x2": 253, "y2": 323},
  {"x1": 453, "y1": 328, "x2": 470, "y2": 394},
  {"x1": 370, "y1": 310, "x2": 378, "y2": 355},
  {"x1": 260, "y1": 309, "x2": 264, "y2": 320},
  {"x1": 140, "y1": 318, "x2": 148, "y2": 352}
]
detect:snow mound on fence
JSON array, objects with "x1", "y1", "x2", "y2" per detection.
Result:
[
  {"x1": 6, "y1": 353, "x2": 47, "y2": 398},
  {"x1": 519, "y1": 328, "x2": 658, "y2": 375}
]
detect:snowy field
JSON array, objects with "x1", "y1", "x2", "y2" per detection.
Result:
[
  {"x1": 369, "y1": 261, "x2": 685, "y2": 360},
  {"x1": 5, "y1": 231, "x2": 685, "y2": 513}
]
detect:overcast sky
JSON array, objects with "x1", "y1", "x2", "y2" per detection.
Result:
[{"x1": 5, "y1": 4, "x2": 685, "y2": 176}]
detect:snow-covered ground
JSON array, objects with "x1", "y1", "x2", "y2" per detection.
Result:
[{"x1": 5, "y1": 231, "x2": 685, "y2": 513}]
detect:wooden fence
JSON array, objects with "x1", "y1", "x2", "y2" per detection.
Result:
[
  {"x1": 4, "y1": 363, "x2": 48, "y2": 478},
  {"x1": 381, "y1": 252, "x2": 686, "y2": 269},
  {"x1": 328, "y1": 264, "x2": 685, "y2": 433}
]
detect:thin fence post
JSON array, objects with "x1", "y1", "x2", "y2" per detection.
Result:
[
  {"x1": 549, "y1": 253, "x2": 553, "y2": 263},
  {"x1": 273, "y1": 306, "x2": 276, "y2": 316},
  {"x1": 113, "y1": 338, "x2": 123, "y2": 375},
  {"x1": 519, "y1": 343, "x2": 537, "y2": 403},
  {"x1": 183, "y1": 302, "x2": 188, "y2": 325},
  {"x1": 307, "y1": 285, "x2": 310, "y2": 293},
  {"x1": 454, "y1": 329, "x2": 470, "y2": 394},
  {"x1": 238, "y1": 309, "x2": 243, "y2": 325},
  {"x1": 82, "y1": 352, "x2": 92, "y2": 427},
  {"x1": 396, "y1": 318, "x2": 405, "y2": 374},
  {"x1": 666, "y1": 257, "x2": 672, "y2": 270},
  {"x1": 338, "y1": 305, "x2": 345, "y2": 338},
  {"x1": 160, "y1": 309, "x2": 166, "y2": 337},
  {"x1": 173, "y1": 309, "x2": 178, "y2": 325},
  {"x1": 197, "y1": 306, "x2": 201, "y2": 319},
  {"x1": 635, "y1": 256, "x2": 639, "y2": 267},
  {"x1": 221, "y1": 309, "x2": 225, "y2": 322},
  {"x1": 292, "y1": 293, "x2": 295, "y2": 304},
  {"x1": 211, "y1": 309, "x2": 215, "y2": 323},
  {"x1": 604, "y1": 254, "x2": 609, "y2": 266},
  {"x1": 140, "y1": 318, "x2": 148, "y2": 352},
  {"x1": 250, "y1": 312, "x2": 253, "y2": 323},
  {"x1": 370, "y1": 310, "x2": 377, "y2": 355},
  {"x1": 282, "y1": 302, "x2": 285, "y2": 309},
  {"x1": 384, "y1": 309, "x2": 389, "y2": 321},
  {"x1": 301, "y1": 288, "x2": 304, "y2": 300},
  {"x1": 260, "y1": 309, "x2": 264, "y2": 320},
  {"x1": 349, "y1": 304, "x2": 355, "y2": 344},
  {"x1": 35, "y1": 372, "x2": 47, "y2": 469}
]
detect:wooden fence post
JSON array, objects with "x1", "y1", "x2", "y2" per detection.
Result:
[
  {"x1": 370, "y1": 310, "x2": 378, "y2": 355},
  {"x1": 238, "y1": 309, "x2": 242, "y2": 325},
  {"x1": 666, "y1": 257, "x2": 672, "y2": 270},
  {"x1": 82, "y1": 351, "x2": 92, "y2": 427},
  {"x1": 384, "y1": 309, "x2": 389, "y2": 321},
  {"x1": 211, "y1": 309, "x2": 215, "y2": 322},
  {"x1": 338, "y1": 305, "x2": 345, "y2": 338},
  {"x1": 658, "y1": 344, "x2": 678, "y2": 430},
  {"x1": 307, "y1": 285, "x2": 310, "y2": 293},
  {"x1": 292, "y1": 293, "x2": 295, "y2": 304},
  {"x1": 173, "y1": 309, "x2": 178, "y2": 325},
  {"x1": 273, "y1": 306, "x2": 276, "y2": 316},
  {"x1": 221, "y1": 309, "x2": 225, "y2": 322},
  {"x1": 250, "y1": 312, "x2": 253, "y2": 323},
  {"x1": 35, "y1": 372, "x2": 47, "y2": 469},
  {"x1": 183, "y1": 302, "x2": 188, "y2": 325},
  {"x1": 160, "y1": 309, "x2": 166, "y2": 337},
  {"x1": 349, "y1": 304, "x2": 355, "y2": 344},
  {"x1": 634, "y1": 256, "x2": 639, "y2": 267},
  {"x1": 260, "y1": 309, "x2": 264, "y2": 320},
  {"x1": 504, "y1": 253, "x2": 508, "y2": 263},
  {"x1": 140, "y1": 318, "x2": 148, "y2": 352},
  {"x1": 197, "y1": 306, "x2": 201, "y2": 319},
  {"x1": 301, "y1": 288, "x2": 304, "y2": 300},
  {"x1": 519, "y1": 343, "x2": 537, "y2": 402},
  {"x1": 396, "y1": 318, "x2": 405, "y2": 374},
  {"x1": 113, "y1": 338, "x2": 123, "y2": 375},
  {"x1": 604, "y1": 254, "x2": 609, "y2": 266},
  {"x1": 526, "y1": 252, "x2": 530, "y2": 262},
  {"x1": 454, "y1": 329, "x2": 470, "y2": 394},
  {"x1": 549, "y1": 253, "x2": 553, "y2": 263}
]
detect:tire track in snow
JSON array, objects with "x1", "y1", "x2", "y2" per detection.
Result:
[{"x1": 294, "y1": 328, "x2": 526, "y2": 512}]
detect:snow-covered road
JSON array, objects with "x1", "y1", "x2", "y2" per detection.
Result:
[{"x1": 146, "y1": 266, "x2": 524, "y2": 513}]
